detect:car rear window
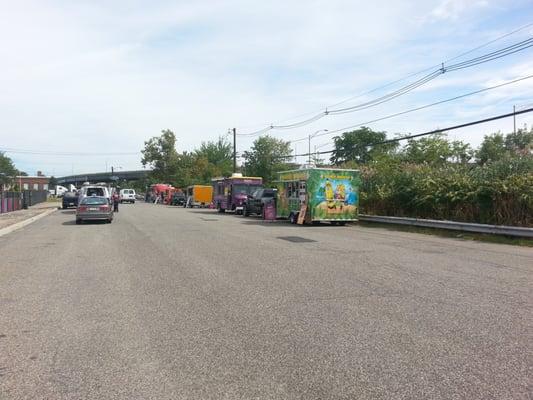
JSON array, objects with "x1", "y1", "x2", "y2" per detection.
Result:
[
  {"x1": 263, "y1": 190, "x2": 276, "y2": 197},
  {"x1": 81, "y1": 197, "x2": 107, "y2": 205},
  {"x1": 86, "y1": 188, "x2": 105, "y2": 196}
]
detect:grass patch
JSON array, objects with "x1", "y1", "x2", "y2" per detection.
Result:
[{"x1": 357, "y1": 221, "x2": 533, "y2": 247}]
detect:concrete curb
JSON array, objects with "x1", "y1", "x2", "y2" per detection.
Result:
[{"x1": 0, "y1": 207, "x2": 58, "y2": 238}]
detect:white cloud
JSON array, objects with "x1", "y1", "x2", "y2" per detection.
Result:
[
  {"x1": 429, "y1": 0, "x2": 489, "y2": 21},
  {"x1": 0, "y1": 0, "x2": 532, "y2": 175}
]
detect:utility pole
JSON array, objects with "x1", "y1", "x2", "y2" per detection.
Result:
[
  {"x1": 308, "y1": 129, "x2": 328, "y2": 165},
  {"x1": 308, "y1": 134, "x2": 312, "y2": 165},
  {"x1": 513, "y1": 105, "x2": 516, "y2": 134},
  {"x1": 233, "y1": 128, "x2": 237, "y2": 173}
]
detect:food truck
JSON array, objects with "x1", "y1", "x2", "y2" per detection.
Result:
[
  {"x1": 275, "y1": 168, "x2": 360, "y2": 225},
  {"x1": 146, "y1": 183, "x2": 172, "y2": 203},
  {"x1": 185, "y1": 185, "x2": 213, "y2": 208},
  {"x1": 212, "y1": 173, "x2": 263, "y2": 214}
]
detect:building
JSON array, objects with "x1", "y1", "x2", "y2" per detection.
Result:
[{"x1": 16, "y1": 171, "x2": 50, "y2": 191}]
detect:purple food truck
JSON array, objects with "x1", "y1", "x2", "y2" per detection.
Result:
[{"x1": 212, "y1": 173, "x2": 263, "y2": 214}]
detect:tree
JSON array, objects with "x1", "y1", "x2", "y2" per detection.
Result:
[
  {"x1": 505, "y1": 126, "x2": 533, "y2": 156},
  {"x1": 0, "y1": 152, "x2": 17, "y2": 189},
  {"x1": 48, "y1": 176, "x2": 58, "y2": 187},
  {"x1": 141, "y1": 129, "x2": 180, "y2": 183},
  {"x1": 242, "y1": 135, "x2": 292, "y2": 184},
  {"x1": 401, "y1": 134, "x2": 469, "y2": 165},
  {"x1": 330, "y1": 127, "x2": 397, "y2": 165},
  {"x1": 476, "y1": 133, "x2": 506, "y2": 165},
  {"x1": 194, "y1": 137, "x2": 233, "y2": 178}
]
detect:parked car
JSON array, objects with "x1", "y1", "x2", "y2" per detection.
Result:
[
  {"x1": 76, "y1": 196, "x2": 114, "y2": 224},
  {"x1": 243, "y1": 188, "x2": 277, "y2": 217},
  {"x1": 78, "y1": 184, "x2": 112, "y2": 205},
  {"x1": 171, "y1": 192, "x2": 186, "y2": 206},
  {"x1": 120, "y1": 189, "x2": 136, "y2": 203},
  {"x1": 62, "y1": 191, "x2": 79, "y2": 209}
]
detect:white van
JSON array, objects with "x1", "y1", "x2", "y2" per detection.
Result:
[
  {"x1": 79, "y1": 185, "x2": 112, "y2": 205},
  {"x1": 120, "y1": 189, "x2": 136, "y2": 203}
]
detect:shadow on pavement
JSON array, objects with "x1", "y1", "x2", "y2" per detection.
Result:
[
  {"x1": 191, "y1": 210, "x2": 234, "y2": 217},
  {"x1": 61, "y1": 210, "x2": 76, "y2": 215},
  {"x1": 62, "y1": 220, "x2": 109, "y2": 226}
]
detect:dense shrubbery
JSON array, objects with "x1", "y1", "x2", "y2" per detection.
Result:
[
  {"x1": 360, "y1": 157, "x2": 533, "y2": 226},
  {"x1": 332, "y1": 126, "x2": 533, "y2": 226}
]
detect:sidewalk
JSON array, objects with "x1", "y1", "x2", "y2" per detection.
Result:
[{"x1": 0, "y1": 201, "x2": 60, "y2": 231}]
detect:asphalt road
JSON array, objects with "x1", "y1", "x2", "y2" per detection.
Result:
[{"x1": 0, "y1": 203, "x2": 531, "y2": 400}]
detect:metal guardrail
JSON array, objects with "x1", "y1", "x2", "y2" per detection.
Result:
[{"x1": 359, "y1": 214, "x2": 533, "y2": 238}]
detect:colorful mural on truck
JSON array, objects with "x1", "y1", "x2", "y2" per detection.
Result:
[
  {"x1": 308, "y1": 169, "x2": 360, "y2": 220},
  {"x1": 276, "y1": 168, "x2": 360, "y2": 221}
]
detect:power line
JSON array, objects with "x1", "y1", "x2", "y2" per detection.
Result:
[
  {"x1": 237, "y1": 33, "x2": 533, "y2": 137},
  {"x1": 289, "y1": 106, "x2": 533, "y2": 158},
  {"x1": 287, "y1": 73, "x2": 533, "y2": 143},
  {"x1": 236, "y1": 22, "x2": 533, "y2": 132},
  {"x1": 327, "y1": 22, "x2": 533, "y2": 109}
]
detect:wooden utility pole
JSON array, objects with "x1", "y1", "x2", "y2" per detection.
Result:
[
  {"x1": 513, "y1": 105, "x2": 516, "y2": 134},
  {"x1": 233, "y1": 128, "x2": 237, "y2": 173}
]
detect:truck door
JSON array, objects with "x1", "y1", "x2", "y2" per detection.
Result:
[{"x1": 299, "y1": 180, "x2": 307, "y2": 205}]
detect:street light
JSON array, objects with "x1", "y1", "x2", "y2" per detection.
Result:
[{"x1": 309, "y1": 129, "x2": 328, "y2": 164}]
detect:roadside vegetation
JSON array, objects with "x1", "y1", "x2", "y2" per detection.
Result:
[{"x1": 137, "y1": 126, "x2": 532, "y2": 227}]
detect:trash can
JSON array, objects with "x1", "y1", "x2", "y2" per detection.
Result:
[{"x1": 263, "y1": 199, "x2": 276, "y2": 221}]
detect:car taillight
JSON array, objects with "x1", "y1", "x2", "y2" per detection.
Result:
[
  {"x1": 100, "y1": 205, "x2": 109, "y2": 211},
  {"x1": 78, "y1": 206, "x2": 87, "y2": 212}
]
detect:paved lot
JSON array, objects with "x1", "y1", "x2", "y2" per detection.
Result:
[{"x1": 0, "y1": 203, "x2": 531, "y2": 400}]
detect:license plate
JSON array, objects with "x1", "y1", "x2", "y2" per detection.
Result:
[{"x1": 89, "y1": 207, "x2": 99, "y2": 211}]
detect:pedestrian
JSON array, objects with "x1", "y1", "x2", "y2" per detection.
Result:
[{"x1": 113, "y1": 192, "x2": 119, "y2": 212}]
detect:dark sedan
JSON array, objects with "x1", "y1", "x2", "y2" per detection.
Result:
[
  {"x1": 243, "y1": 188, "x2": 277, "y2": 217},
  {"x1": 76, "y1": 196, "x2": 113, "y2": 224},
  {"x1": 171, "y1": 192, "x2": 186, "y2": 206}
]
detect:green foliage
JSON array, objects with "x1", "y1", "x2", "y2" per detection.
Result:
[
  {"x1": 330, "y1": 127, "x2": 397, "y2": 165},
  {"x1": 194, "y1": 137, "x2": 234, "y2": 179},
  {"x1": 48, "y1": 176, "x2": 58, "y2": 187},
  {"x1": 402, "y1": 134, "x2": 473, "y2": 165},
  {"x1": 505, "y1": 126, "x2": 533, "y2": 155},
  {"x1": 141, "y1": 129, "x2": 181, "y2": 183},
  {"x1": 0, "y1": 152, "x2": 17, "y2": 187},
  {"x1": 242, "y1": 135, "x2": 292, "y2": 184},
  {"x1": 476, "y1": 133, "x2": 507, "y2": 164},
  {"x1": 361, "y1": 155, "x2": 533, "y2": 227}
]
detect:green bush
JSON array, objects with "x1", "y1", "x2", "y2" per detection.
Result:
[{"x1": 360, "y1": 157, "x2": 533, "y2": 227}]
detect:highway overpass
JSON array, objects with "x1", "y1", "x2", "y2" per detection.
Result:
[{"x1": 57, "y1": 170, "x2": 150, "y2": 186}]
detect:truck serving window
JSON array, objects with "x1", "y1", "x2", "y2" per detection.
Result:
[{"x1": 232, "y1": 185, "x2": 256, "y2": 194}]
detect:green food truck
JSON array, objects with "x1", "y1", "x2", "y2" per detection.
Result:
[{"x1": 275, "y1": 168, "x2": 360, "y2": 225}]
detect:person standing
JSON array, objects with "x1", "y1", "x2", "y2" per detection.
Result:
[{"x1": 113, "y1": 191, "x2": 119, "y2": 212}]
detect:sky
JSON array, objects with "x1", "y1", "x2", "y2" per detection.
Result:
[{"x1": 0, "y1": 0, "x2": 532, "y2": 176}]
